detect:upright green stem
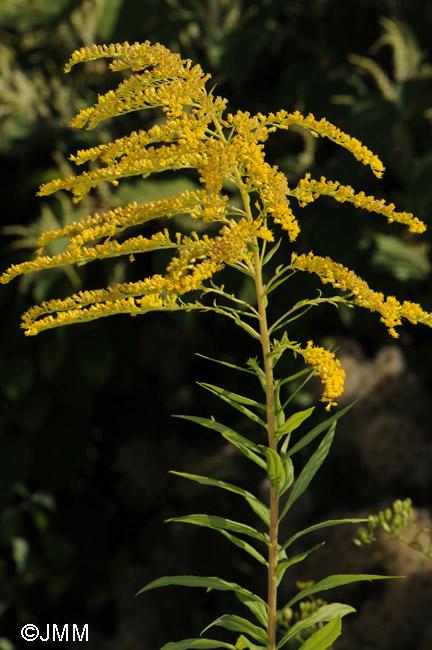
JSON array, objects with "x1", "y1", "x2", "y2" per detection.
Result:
[
  {"x1": 231, "y1": 165, "x2": 279, "y2": 650},
  {"x1": 214, "y1": 112, "x2": 279, "y2": 647},
  {"x1": 253, "y1": 246, "x2": 279, "y2": 650}
]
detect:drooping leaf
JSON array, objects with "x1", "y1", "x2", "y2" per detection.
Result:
[
  {"x1": 235, "y1": 592, "x2": 268, "y2": 628},
  {"x1": 166, "y1": 514, "x2": 268, "y2": 543},
  {"x1": 173, "y1": 415, "x2": 267, "y2": 469},
  {"x1": 160, "y1": 638, "x2": 237, "y2": 650},
  {"x1": 170, "y1": 472, "x2": 270, "y2": 526},
  {"x1": 296, "y1": 615, "x2": 342, "y2": 650},
  {"x1": 217, "y1": 529, "x2": 268, "y2": 566},
  {"x1": 136, "y1": 575, "x2": 267, "y2": 626},
  {"x1": 282, "y1": 518, "x2": 368, "y2": 552},
  {"x1": 198, "y1": 383, "x2": 267, "y2": 427},
  {"x1": 279, "y1": 424, "x2": 335, "y2": 520},
  {"x1": 283, "y1": 574, "x2": 395, "y2": 610},
  {"x1": 277, "y1": 604, "x2": 354, "y2": 648},
  {"x1": 221, "y1": 432, "x2": 267, "y2": 469},
  {"x1": 202, "y1": 614, "x2": 269, "y2": 645}
]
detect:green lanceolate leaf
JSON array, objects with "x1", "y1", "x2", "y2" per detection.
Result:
[
  {"x1": 282, "y1": 518, "x2": 368, "y2": 552},
  {"x1": 198, "y1": 383, "x2": 267, "y2": 427},
  {"x1": 195, "y1": 354, "x2": 256, "y2": 375},
  {"x1": 277, "y1": 604, "x2": 354, "y2": 648},
  {"x1": 279, "y1": 454, "x2": 294, "y2": 496},
  {"x1": 296, "y1": 615, "x2": 342, "y2": 650},
  {"x1": 283, "y1": 574, "x2": 394, "y2": 610},
  {"x1": 276, "y1": 407, "x2": 315, "y2": 444},
  {"x1": 234, "y1": 634, "x2": 266, "y2": 650},
  {"x1": 265, "y1": 269, "x2": 294, "y2": 295},
  {"x1": 264, "y1": 448, "x2": 285, "y2": 493},
  {"x1": 279, "y1": 424, "x2": 335, "y2": 521},
  {"x1": 235, "y1": 592, "x2": 268, "y2": 628},
  {"x1": 173, "y1": 416, "x2": 267, "y2": 469},
  {"x1": 260, "y1": 448, "x2": 294, "y2": 497},
  {"x1": 160, "y1": 639, "x2": 237, "y2": 650},
  {"x1": 202, "y1": 614, "x2": 269, "y2": 645},
  {"x1": 262, "y1": 238, "x2": 282, "y2": 266},
  {"x1": 275, "y1": 543, "x2": 324, "y2": 585},
  {"x1": 136, "y1": 575, "x2": 267, "y2": 626},
  {"x1": 170, "y1": 472, "x2": 270, "y2": 526},
  {"x1": 166, "y1": 514, "x2": 268, "y2": 543},
  {"x1": 274, "y1": 382, "x2": 285, "y2": 429},
  {"x1": 230, "y1": 317, "x2": 261, "y2": 340},
  {"x1": 218, "y1": 529, "x2": 268, "y2": 566},
  {"x1": 287, "y1": 402, "x2": 354, "y2": 457},
  {"x1": 281, "y1": 370, "x2": 314, "y2": 412}
]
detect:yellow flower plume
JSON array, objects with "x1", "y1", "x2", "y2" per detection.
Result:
[{"x1": 1, "y1": 38, "x2": 431, "y2": 370}]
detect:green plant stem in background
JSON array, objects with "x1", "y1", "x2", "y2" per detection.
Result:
[{"x1": 355, "y1": 499, "x2": 432, "y2": 563}]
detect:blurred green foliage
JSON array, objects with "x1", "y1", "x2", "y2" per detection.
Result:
[{"x1": 0, "y1": 1, "x2": 431, "y2": 648}]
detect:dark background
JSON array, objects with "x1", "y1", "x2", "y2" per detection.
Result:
[{"x1": 0, "y1": 1, "x2": 432, "y2": 648}]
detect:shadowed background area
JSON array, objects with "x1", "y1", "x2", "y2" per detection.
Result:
[{"x1": 0, "y1": 1, "x2": 431, "y2": 648}]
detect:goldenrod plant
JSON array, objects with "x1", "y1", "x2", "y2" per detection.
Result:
[{"x1": 1, "y1": 41, "x2": 431, "y2": 650}]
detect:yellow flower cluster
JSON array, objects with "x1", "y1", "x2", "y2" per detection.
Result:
[
  {"x1": 291, "y1": 174, "x2": 426, "y2": 233},
  {"x1": 35, "y1": 190, "x2": 227, "y2": 249},
  {"x1": 13, "y1": 216, "x2": 270, "y2": 335},
  {"x1": 250, "y1": 159, "x2": 300, "y2": 242},
  {"x1": 65, "y1": 41, "x2": 211, "y2": 127},
  {"x1": 265, "y1": 110, "x2": 385, "y2": 178},
  {"x1": 1, "y1": 39, "x2": 430, "y2": 350},
  {"x1": 291, "y1": 252, "x2": 432, "y2": 338},
  {"x1": 302, "y1": 341, "x2": 346, "y2": 410},
  {"x1": 0, "y1": 191, "x2": 230, "y2": 285}
]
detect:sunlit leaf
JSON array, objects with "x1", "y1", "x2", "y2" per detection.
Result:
[
  {"x1": 296, "y1": 615, "x2": 341, "y2": 650},
  {"x1": 275, "y1": 407, "x2": 315, "y2": 443},
  {"x1": 282, "y1": 518, "x2": 368, "y2": 551},
  {"x1": 277, "y1": 604, "x2": 354, "y2": 648},
  {"x1": 283, "y1": 574, "x2": 395, "y2": 610},
  {"x1": 202, "y1": 614, "x2": 268, "y2": 645},
  {"x1": 264, "y1": 448, "x2": 285, "y2": 493}
]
